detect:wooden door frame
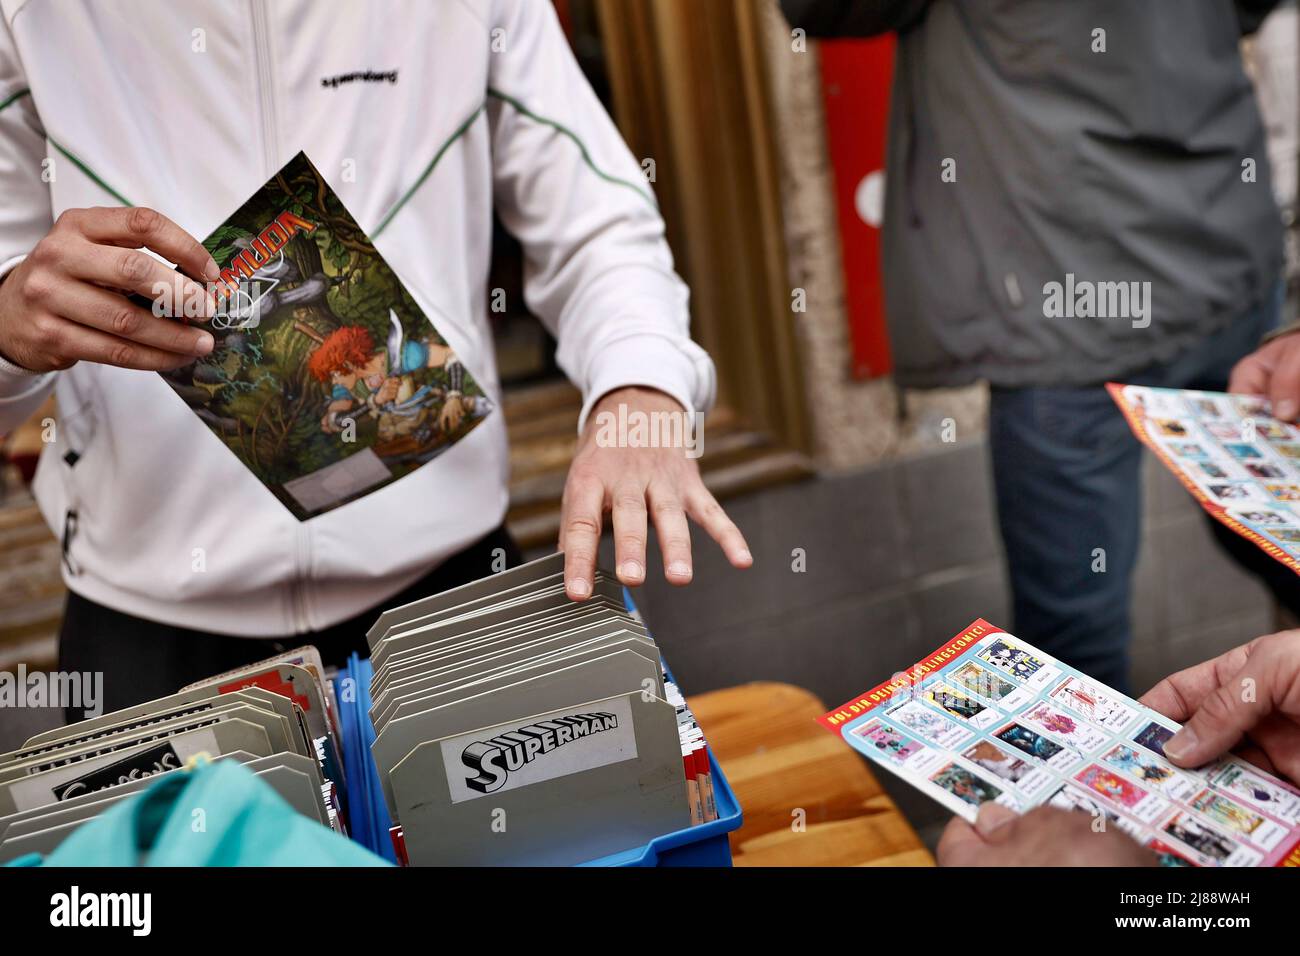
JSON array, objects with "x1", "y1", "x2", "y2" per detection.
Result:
[{"x1": 594, "y1": 0, "x2": 811, "y2": 454}]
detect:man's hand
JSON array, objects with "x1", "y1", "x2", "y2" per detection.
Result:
[
  {"x1": 938, "y1": 804, "x2": 1156, "y2": 867},
  {"x1": 559, "y1": 386, "x2": 752, "y2": 600},
  {"x1": 1229, "y1": 332, "x2": 1300, "y2": 422},
  {"x1": 0, "y1": 207, "x2": 218, "y2": 374},
  {"x1": 1140, "y1": 631, "x2": 1300, "y2": 783}
]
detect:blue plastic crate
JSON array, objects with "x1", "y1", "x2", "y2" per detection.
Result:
[{"x1": 335, "y1": 591, "x2": 743, "y2": 866}]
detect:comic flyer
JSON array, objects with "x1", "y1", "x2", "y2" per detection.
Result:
[
  {"x1": 1109, "y1": 383, "x2": 1300, "y2": 576},
  {"x1": 162, "y1": 151, "x2": 491, "y2": 520},
  {"x1": 821, "y1": 620, "x2": 1300, "y2": 867}
]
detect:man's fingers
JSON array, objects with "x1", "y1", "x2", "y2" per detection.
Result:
[
  {"x1": 935, "y1": 816, "x2": 985, "y2": 866},
  {"x1": 649, "y1": 483, "x2": 692, "y2": 584},
  {"x1": 686, "y1": 486, "x2": 753, "y2": 569},
  {"x1": 1267, "y1": 344, "x2": 1300, "y2": 422},
  {"x1": 36, "y1": 317, "x2": 197, "y2": 371},
  {"x1": 1228, "y1": 352, "x2": 1270, "y2": 396},
  {"x1": 559, "y1": 471, "x2": 605, "y2": 600},
  {"x1": 67, "y1": 239, "x2": 214, "y2": 317},
  {"x1": 46, "y1": 282, "x2": 214, "y2": 357},
  {"x1": 66, "y1": 207, "x2": 219, "y2": 282},
  {"x1": 1139, "y1": 641, "x2": 1253, "y2": 722},
  {"x1": 610, "y1": 479, "x2": 648, "y2": 586}
]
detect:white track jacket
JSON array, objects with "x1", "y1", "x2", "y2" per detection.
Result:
[{"x1": 0, "y1": 0, "x2": 715, "y2": 635}]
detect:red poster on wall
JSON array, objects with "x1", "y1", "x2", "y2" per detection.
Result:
[{"x1": 819, "y1": 36, "x2": 896, "y2": 380}]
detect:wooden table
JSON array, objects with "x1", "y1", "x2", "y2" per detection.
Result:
[{"x1": 688, "y1": 682, "x2": 934, "y2": 867}]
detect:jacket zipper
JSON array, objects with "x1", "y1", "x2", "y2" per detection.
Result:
[
  {"x1": 250, "y1": 0, "x2": 279, "y2": 177},
  {"x1": 250, "y1": 1, "x2": 308, "y2": 631}
]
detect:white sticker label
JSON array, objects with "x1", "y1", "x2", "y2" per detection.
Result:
[{"x1": 439, "y1": 695, "x2": 638, "y2": 804}]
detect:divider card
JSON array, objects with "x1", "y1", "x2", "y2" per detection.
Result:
[
  {"x1": 1108, "y1": 383, "x2": 1300, "y2": 576},
  {"x1": 819, "y1": 620, "x2": 1300, "y2": 867}
]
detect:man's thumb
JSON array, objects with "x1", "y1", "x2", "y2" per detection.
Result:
[{"x1": 1163, "y1": 678, "x2": 1258, "y2": 767}]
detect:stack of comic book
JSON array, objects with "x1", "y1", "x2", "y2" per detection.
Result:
[{"x1": 0, "y1": 649, "x2": 346, "y2": 863}]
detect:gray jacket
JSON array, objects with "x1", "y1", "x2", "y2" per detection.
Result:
[{"x1": 783, "y1": 0, "x2": 1286, "y2": 388}]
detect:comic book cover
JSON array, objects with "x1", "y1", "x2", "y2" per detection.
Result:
[
  {"x1": 821, "y1": 619, "x2": 1300, "y2": 867},
  {"x1": 162, "y1": 151, "x2": 491, "y2": 520}
]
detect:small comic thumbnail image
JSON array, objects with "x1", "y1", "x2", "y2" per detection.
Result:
[
  {"x1": 1253, "y1": 419, "x2": 1292, "y2": 441},
  {"x1": 978, "y1": 638, "x2": 1047, "y2": 682},
  {"x1": 1230, "y1": 395, "x2": 1272, "y2": 421},
  {"x1": 1121, "y1": 385, "x2": 1178, "y2": 418},
  {"x1": 1264, "y1": 482, "x2": 1300, "y2": 502},
  {"x1": 1244, "y1": 461, "x2": 1288, "y2": 480},
  {"x1": 1204, "y1": 481, "x2": 1267, "y2": 504},
  {"x1": 849, "y1": 720, "x2": 925, "y2": 767},
  {"x1": 1161, "y1": 812, "x2": 1240, "y2": 865},
  {"x1": 1223, "y1": 442, "x2": 1265, "y2": 461},
  {"x1": 1207, "y1": 761, "x2": 1300, "y2": 824},
  {"x1": 1131, "y1": 720, "x2": 1176, "y2": 757},
  {"x1": 1197, "y1": 461, "x2": 1234, "y2": 480},
  {"x1": 1228, "y1": 507, "x2": 1293, "y2": 526},
  {"x1": 1075, "y1": 763, "x2": 1150, "y2": 810},
  {"x1": 1189, "y1": 789, "x2": 1286, "y2": 849},
  {"x1": 962, "y1": 740, "x2": 1035, "y2": 785},
  {"x1": 1047, "y1": 783, "x2": 1127, "y2": 832},
  {"x1": 1203, "y1": 422, "x2": 1244, "y2": 441},
  {"x1": 1184, "y1": 393, "x2": 1232, "y2": 420},
  {"x1": 1145, "y1": 837, "x2": 1199, "y2": 868},
  {"x1": 1272, "y1": 443, "x2": 1300, "y2": 461},
  {"x1": 1048, "y1": 675, "x2": 1138, "y2": 732},
  {"x1": 923, "y1": 683, "x2": 986, "y2": 722},
  {"x1": 1100, "y1": 743, "x2": 1193, "y2": 799},
  {"x1": 1152, "y1": 418, "x2": 1192, "y2": 438},
  {"x1": 1266, "y1": 526, "x2": 1300, "y2": 544},
  {"x1": 947, "y1": 661, "x2": 1017, "y2": 703},
  {"x1": 1021, "y1": 701, "x2": 1109, "y2": 753},
  {"x1": 994, "y1": 722, "x2": 1068, "y2": 765},
  {"x1": 929, "y1": 761, "x2": 1003, "y2": 808},
  {"x1": 883, "y1": 699, "x2": 972, "y2": 749},
  {"x1": 1166, "y1": 441, "x2": 1209, "y2": 460}
]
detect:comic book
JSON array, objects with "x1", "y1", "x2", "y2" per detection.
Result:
[
  {"x1": 162, "y1": 151, "x2": 491, "y2": 520},
  {"x1": 821, "y1": 620, "x2": 1300, "y2": 867},
  {"x1": 1109, "y1": 383, "x2": 1300, "y2": 575}
]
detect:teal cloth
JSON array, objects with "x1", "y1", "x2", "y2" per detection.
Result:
[{"x1": 7, "y1": 759, "x2": 389, "y2": 867}]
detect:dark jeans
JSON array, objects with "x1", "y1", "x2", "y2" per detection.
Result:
[
  {"x1": 58, "y1": 525, "x2": 523, "y2": 722},
  {"x1": 989, "y1": 291, "x2": 1285, "y2": 693}
]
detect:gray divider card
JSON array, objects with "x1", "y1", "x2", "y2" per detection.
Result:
[
  {"x1": 391, "y1": 691, "x2": 690, "y2": 866},
  {"x1": 371, "y1": 598, "x2": 629, "y2": 693},
  {"x1": 371, "y1": 620, "x2": 650, "y2": 721},
  {"x1": 0, "y1": 703, "x2": 296, "y2": 793},
  {"x1": 1, "y1": 691, "x2": 306, "y2": 775},
  {"x1": 372, "y1": 648, "x2": 663, "y2": 820},
  {"x1": 8, "y1": 682, "x2": 306, "y2": 757},
  {"x1": 365, "y1": 552, "x2": 566, "y2": 646},
  {"x1": 0, "y1": 719, "x2": 275, "y2": 815},
  {"x1": 0, "y1": 750, "x2": 269, "y2": 846},
  {"x1": 368, "y1": 574, "x2": 624, "y2": 670},
  {"x1": 374, "y1": 632, "x2": 660, "y2": 731},
  {"x1": 181, "y1": 663, "x2": 330, "y2": 742}
]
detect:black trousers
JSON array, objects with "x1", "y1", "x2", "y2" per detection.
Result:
[{"x1": 57, "y1": 526, "x2": 523, "y2": 722}]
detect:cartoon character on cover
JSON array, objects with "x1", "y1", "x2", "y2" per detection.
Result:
[{"x1": 309, "y1": 311, "x2": 479, "y2": 449}]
